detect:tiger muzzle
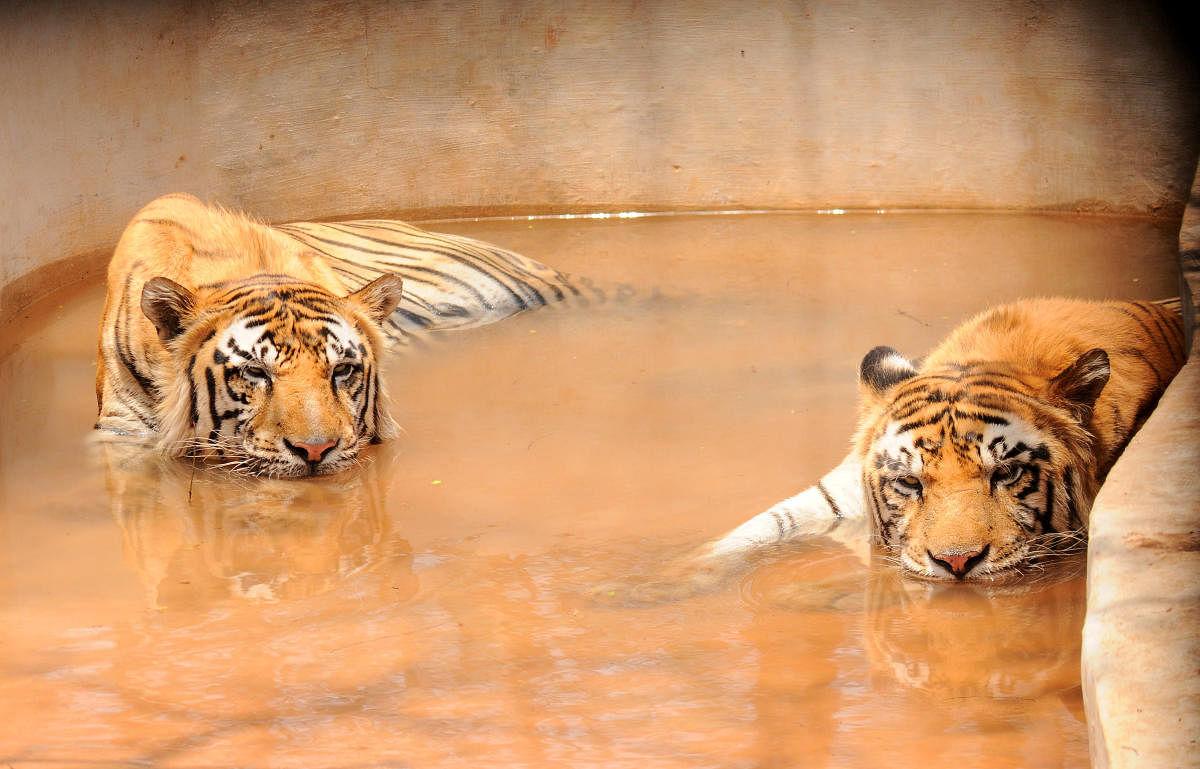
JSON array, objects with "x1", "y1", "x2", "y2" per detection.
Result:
[
  {"x1": 927, "y1": 545, "x2": 990, "y2": 579},
  {"x1": 284, "y1": 438, "x2": 338, "y2": 464}
]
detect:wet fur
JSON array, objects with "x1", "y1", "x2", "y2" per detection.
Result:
[
  {"x1": 96, "y1": 193, "x2": 579, "y2": 477},
  {"x1": 95, "y1": 195, "x2": 406, "y2": 477},
  {"x1": 855, "y1": 299, "x2": 1186, "y2": 579},
  {"x1": 612, "y1": 298, "x2": 1186, "y2": 598}
]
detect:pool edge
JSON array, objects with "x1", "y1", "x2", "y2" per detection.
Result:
[{"x1": 1082, "y1": 165, "x2": 1200, "y2": 769}]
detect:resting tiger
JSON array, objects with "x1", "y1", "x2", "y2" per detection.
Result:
[
  {"x1": 95, "y1": 193, "x2": 580, "y2": 476},
  {"x1": 630, "y1": 297, "x2": 1187, "y2": 591}
]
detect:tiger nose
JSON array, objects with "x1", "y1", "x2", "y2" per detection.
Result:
[
  {"x1": 929, "y1": 545, "x2": 988, "y2": 579},
  {"x1": 284, "y1": 438, "x2": 337, "y2": 463}
]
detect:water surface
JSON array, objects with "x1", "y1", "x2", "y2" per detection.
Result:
[{"x1": 0, "y1": 213, "x2": 1181, "y2": 767}]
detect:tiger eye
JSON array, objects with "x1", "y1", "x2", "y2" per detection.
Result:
[
  {"x1": 892, "y1": 475, "x2": 922, "y2": 495},
  {"x1": 241, "y1": 364, "x2": 269, "y2": 381},
  {"x1": 993, "y1": 464, "x2": 1025, "y2": 486}
]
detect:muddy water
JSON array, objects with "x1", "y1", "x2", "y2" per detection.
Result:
[{"x1": 0, "y1": 213, "x2": 1181, "y2": 768}]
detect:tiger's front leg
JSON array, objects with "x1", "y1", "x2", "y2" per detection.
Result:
[
  {"x1": 704, "y1": 453, "x2": 864, "y2": 558},
  {"x1": 596, "y1": 455, "x2": 865, "y2": 604}
]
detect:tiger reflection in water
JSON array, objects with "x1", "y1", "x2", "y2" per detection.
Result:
[
  {"x1": 861, "y1": 566, "x2": 1084, "y2": 702},
  {"x1": 100, "y1": 442, "x2": 416, "y2": 608},
  {"x1": 741, "y1": 522, "x2": 1085, "y2": 704}
]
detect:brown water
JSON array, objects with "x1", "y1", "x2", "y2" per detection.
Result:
[{"x1": 0, "y1": 213, "x2": 1181, "y2": 768}]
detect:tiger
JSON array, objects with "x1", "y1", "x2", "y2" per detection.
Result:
[
  {"x1": 95, "y1": 193, "x2": 582, "y2": 477},
  {"x1": 617, "y1": 297, "x2": 1187, "y2": 595}
]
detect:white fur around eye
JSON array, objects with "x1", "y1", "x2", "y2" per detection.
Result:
[
  {"x1": 873, "y1": 422, "x2": 923, "y2": 475},
  {"x1": 979, "y1": 416, "x2": 1044, "y2": 468},
  {"x1": 225, "y1": 319, "x2": 280, "y2": 365},
  {"x1": 322, "y1": 317, "x2": 362, "y2": 361}
]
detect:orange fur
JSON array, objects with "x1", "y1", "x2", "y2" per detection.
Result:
[
  {"x1": 854, "y1": 298, "x2": 1186, "y2": 579},
  {"x1": 645, "y1": 297, "x2": 1188, "y2": 597},
  {"x1": 95, "y1": 195, "x2": 403, "y2": 477},
  {"x1": 96, "y1": 194, "x2": 580, "y2": 477}
]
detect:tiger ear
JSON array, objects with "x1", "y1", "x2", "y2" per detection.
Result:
[
  {"x1": 1047, "y1": 348, "x2": 1110, "y2": 423},
  {"x1": 347, "y1": 274, "x2": 404, "y2": 324},
  {"x1": 859, "y1": 345, "x2": 918, "y2": 401},
  {"x1": 141, "y1": 277, "x2": 197, "y2": 344}
]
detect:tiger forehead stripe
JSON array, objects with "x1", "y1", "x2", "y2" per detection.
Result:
[
  {"x1": 317, "y1": 317, "x2": 364, "y2": 360},
  {"x1": 890, "y1": 370, "x2": 1032, "y2": 407},
  {"x1": 223, "y1": 320, "x2": 281, "y2": 365},
  {"x1": 219, "y1": 315, "x2": 363, "y2": 364},
  {"x1": 979, "y1": 417, "x2": 1050, "y2": 466},
  {"x1": 885, "y1": 370, "x2": 1040, "y2": 429},
  {"x1": 873, "y1": 422, "x2": 924, "y2": 467},
  {"x1": 209, "y1": 279, "x2": 345, "y2": 308}
]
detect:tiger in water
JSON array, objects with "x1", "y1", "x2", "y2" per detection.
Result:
[
  {"x1": 98, "y1": 194, "x2": 1188, "y2": 584},
  {"x1": 620, "y1": 297, "x2": 1186, "y2": 590},
  {"x1": 95, "y1": 193, "x2": 583, "y2": 477}
]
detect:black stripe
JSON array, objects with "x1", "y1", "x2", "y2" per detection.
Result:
[
  {"x1": 204, "y1": 367, "x2": 222, "y2": 432},
  {"x1": 197, "y1": 274, "x2": 327, "y2": 294},
  {"x1": 1005, "y1": 442, "x2": 1050, "y2": 462},
  {"x1": 1013, "y1": 465, "x2": 1042, "y2": 500},
  {"x1": 1120, "y1": 303, "x2": 1168, "y2": 349},
  {"x1": 816, "y1": 481, "x2": 844, "y2": 519},
  {"x1": 951, "y1": 409, "x2": 1010, "y2": 426},
  {"x1": 187, "y1": 355, "x2": 199, "y2": 424},
  {"x1": 871, "y1": 489, "x2": 896, "y2": 543},
  {"x1": 896, "y1": 408, "x2": 949, "y2": 434},
  {"x1": 955, "y1": 374, "x2": 1032, "y2": 393},
  {"x1": 357, "y1": 368, "x2": 372, "y2": 436},
  {"x1": 1137, "y1": 301, "x2": 1185, "y2": 367},
  {"x1": 322, "y1": 222, "x2": 564, "y2": 301},
  {"x1": 280, "y1": 228, "x2": 520, "y2": 311},
  {"x1": 1112, "y1": 346, "x2": 1167, "y2": 386},
  {"x1": 1062, "y1": 467, "x2": 1081, "y2": 529},
  {"x1": 1113, "y1": 301, "x2": 1190, "y2": 379},
  {"x1": 396, "y1": 309, "x2": 434, "y2": 328},
  {"x1": 889, "y1": 398, "x2": 942, "y2": 422},
  {"x1": 113, "y1": 320, "x2": 155, "y2": 397},
  {"x1": 1038, "y1": 477, "x2": 1056, "y2": 533},
  {"x1": 114, "y1": 274, "x2": 156, "y2": 396}
]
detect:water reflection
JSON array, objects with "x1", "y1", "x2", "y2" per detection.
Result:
[
  {"x1": 862, "y1": 559, "x2": 1085, "y2": 701},
  {"x1": 742, "y1": 531, "x2": 1085, "y2": 702},
  {"x1": 6, "y1": 213, "x2": 1147, "y2": 765},
  {"x1": 97, "y1": 441, "x2": 416, "y2": 609}
]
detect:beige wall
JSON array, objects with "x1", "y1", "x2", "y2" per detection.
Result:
[{"x1": 1, "y1": 0, "x2": 1198, "y2": 316}]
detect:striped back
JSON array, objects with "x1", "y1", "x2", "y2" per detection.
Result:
[{"x1": 277, "y1": 219, "x2": 590, "y2": 341}]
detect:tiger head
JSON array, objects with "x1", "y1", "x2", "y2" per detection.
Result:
[
  {"x1": 855, "y1": 345, "x2": 1110, "y2": 581},
  {"x1": 141, "y1": 273, "x2": 405, "y2": 477}
]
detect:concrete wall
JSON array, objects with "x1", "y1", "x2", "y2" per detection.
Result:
[
  {"x1": 2, "y1": 0, "x2": 1198, "y2": 319},
  {"x1": 1082, "y1": 171, "x2": 1200, "y2": 769}
]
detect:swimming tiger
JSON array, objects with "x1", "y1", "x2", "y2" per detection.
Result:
[
  {"x1": 617, "y1": 297, "x2": 1186, "y2": 594},
  {"x1": 95, "y1": 193, "x2": 582, "y2": 476}
]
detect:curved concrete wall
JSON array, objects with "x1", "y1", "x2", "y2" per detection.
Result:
[
  {"x1": 1082, "y1": 168, "x2": 1200, "y2": 769},
  {"x1": 2, "y1": 0, "x2": 1198, "y2": 318}
]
